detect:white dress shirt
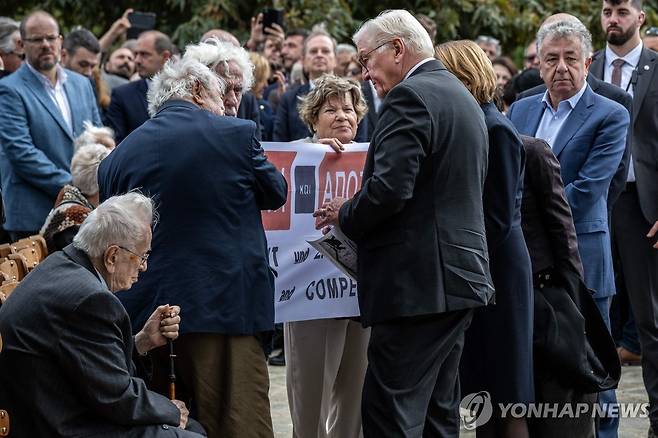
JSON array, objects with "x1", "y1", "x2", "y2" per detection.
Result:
[
  {"x1": 26, "y1": 62, "x2": 73, "y2": 133},
  {"x1": 603, "y1": 42, "x2": 642, "y2": 181}
]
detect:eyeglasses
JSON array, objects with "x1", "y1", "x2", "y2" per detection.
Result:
[
  {"x1": 646, "y1": 27, "x2": 658, "y2": 37},
  {"x1": 116, "y1": 245, "x2": 151, "y2": 266},
  {"x1": 23, "y1": 35, "x2": 60, "y2": 45},
  {"x1": 357, "y1": 41, "x2": 392, "y2": 72},
  {"x1": 524, "y1": 54, "x2": 537, "y2": 63}
]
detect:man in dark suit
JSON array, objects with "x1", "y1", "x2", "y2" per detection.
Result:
[
  {"x1": 315, "y1": 10, "x2": 492, "y2": 437},
  {"x1": 0, "y1": 11, "x2": 101, "y2": 240},
  {"x1": 589, "y1": 1, "x2": 658, "y2": 436},
  {"x1": 273, "y1": 29, "x2": 368, "y2": 142},
  {"x1": 508, "y1": 18, "x2": 629, "y2": 438},
  {"x1": 104, "y1": 31, "x2": 172, "y2": 143},
  {"x1": 98, "y1": 55, "x2": 287, "y2": 438},
  {"x1": 0, "y1": 193, "x2": 204, "y2": 437}
]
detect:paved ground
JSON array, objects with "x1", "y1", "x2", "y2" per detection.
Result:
[{"x1": 268, "y1": 362, "x2": 650, "y2": 437}]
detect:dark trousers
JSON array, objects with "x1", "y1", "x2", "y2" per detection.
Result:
[
  {"x1": 362, "y1": 309, "x2": 473, "y2": 438},
  {"x1": 7, "y1": 230, "x2": 37, "y2": 242},
  {"x1": 612, "y1": 187, "x2": 658, "y2": 430}
]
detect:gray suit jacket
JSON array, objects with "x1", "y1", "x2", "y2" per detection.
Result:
[
  {"x1": 0, "y1": 245, "x2": 200, "y2": 437},
  {"x1": 590, "y1": 47, "x2": 658, "y2": 222},
  {"x1": 339, "y1": 59, "x2": 494, "y2": 326}
]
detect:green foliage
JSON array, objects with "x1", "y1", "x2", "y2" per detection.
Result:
[{"x1": 2, "y1": 0, "x2": 657, "y2": 62}]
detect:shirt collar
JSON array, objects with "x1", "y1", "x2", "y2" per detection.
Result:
[
  {"x1": 541, "y1": 80, "x2": 588, "y2": 111},
  {"x1": 605, "y1": 41, "x2": 643, "y2": 69},
  {"x1": 94, "y1": 267, "x2": 109, "y2": 290},
  {"x1": 404, "y1": 58, "x2": 434, "y2": 80},
  {"x1": 26, "y1": 62, "x2": 68, "y2": 88}
]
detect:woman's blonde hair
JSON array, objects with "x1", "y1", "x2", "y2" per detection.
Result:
[
  {"x1": 435, "y1": 40, "x2": 498, "y2": 105},
  {"x1": 297, "y1": 74, "x2": 368, "y2": 134},
  {"x1": 249, "y1": 52, "x2": 271, "y2": 98}
]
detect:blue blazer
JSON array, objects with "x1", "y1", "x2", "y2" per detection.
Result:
[
  {"x1": 273, "y1": 83, "x2": 369, "y2": 142},
  {"x1": 0, "y1": 64, "x2": 101, "y2": 232},
  {"x1": 98, "y1": 100, "x2": 287, "y2": 335},
  {"x1": 104, "y1": 78, "x2": 149, "y2": 144},
  {"x1": 508, "y1": 86, "x2": 628, "y2": 297}
]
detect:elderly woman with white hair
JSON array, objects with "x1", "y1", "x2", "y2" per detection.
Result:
[
  {"x1": 40, "y1": 143, "x2": 112, "y2": 252},
  {"x1": 74, "y1": 120, "x2": 116, "y2": 150}
]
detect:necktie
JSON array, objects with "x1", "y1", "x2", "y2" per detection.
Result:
[{"x1": 611, "y1": 58, "x2": 625, "y2": 87}]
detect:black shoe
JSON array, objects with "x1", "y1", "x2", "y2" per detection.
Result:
[{"x1": 268, "y1": 350, "x2": 285, "y2": 366}]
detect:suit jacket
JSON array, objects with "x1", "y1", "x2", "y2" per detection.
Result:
[
  {"x1": 98, "y1": 100, "x2": 287, "y2": 334},
  {"x1": 338, "y1": 59, "x2": 494, "y2": 326},
  {"x1": 0, "y1": 245, "x2": 184, "y2": 437},
  {"x1": 272, "y1": 82, "x2": 369, "y2": 142},
  {"x1": 517, "y1": 74, "x2": 633, "y2": 210},
  {"x1": 237, "y1": 91, "x2": 262, "y2": 140},
  {"x1": 0, "y1": 64, "x2": 101, "y2": 232},
  {"x1": 508, "y1": 86, "x2": 628, "y2": 297},
  {"x1": 520, "y1": 135, "x2": 583, "y2": 276},
  {"x1": 590, "y1": 47, "x2": 658, "y2": 222},
  {"x1": 105, "y1": 78, "x2": 149, "y2": 144},
  {"x1": 361, "y1": 81, "x2": 379, "y2": 139}
]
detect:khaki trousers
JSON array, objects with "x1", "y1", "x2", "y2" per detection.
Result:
[
  {"x1": 284, "y1": 319, "x2": 370, "y2": 438},
  {"x1": 153, "y1": 333, "x2": 274, "y2": 438}
]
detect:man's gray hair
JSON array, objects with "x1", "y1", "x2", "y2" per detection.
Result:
[
  {"x1": 537, "y1": 20, "x2": 593, "y2": 60},
  {"x1": 147, "y1": 57, "x2": 226, "y2": 117},
  {"x1": 0, "y1": 17, "x2": 19, "y2": 54},
  {"x1": 185, "y1": 39, "x2": 254, "y2": 92},
  {"x1": 74, "y1": 120, "x2": 114, "y2": 150},
  {"x1": 73, "y1": 192, "x2": 156, "y2": 259},
  {"x1": 71, "y1": 143, "x2": 111, "y2": 196},
  {"x1": 353, "y1": 9, "x2": 434, "y2": 59},
  {"x1": 336, "y1": 43, "x2": 357, "y2": 56}
]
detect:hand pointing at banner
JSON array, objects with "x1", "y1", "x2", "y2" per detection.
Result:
[{"x1": 314, "y1": 197, "x2": 347, "y2": 231}]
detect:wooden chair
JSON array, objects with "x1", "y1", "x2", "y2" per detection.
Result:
[
  {"x1": 0, "y1": 409, "x2": 8, "y2": 436},
  {"x1": 0, "y1": 281, "x2": 18, "y2": 301},
  {"x1": 12, "y1": 235, "x2": 48, "y2": 268},
  {"x1": 0, "y1": 245, "x2": 11, "y2": 260},
  {"x1": 1, "y1": 257, "x2": 27, "y2": 282}
]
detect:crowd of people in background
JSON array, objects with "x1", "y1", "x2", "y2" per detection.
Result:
[{"x1": 0, "y1": 1, "x2": 657, "y2": 438}]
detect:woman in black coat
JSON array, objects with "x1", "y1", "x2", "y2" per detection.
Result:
[{"x1": 436, "y1": 40, "x2": 534, "y2": 438}]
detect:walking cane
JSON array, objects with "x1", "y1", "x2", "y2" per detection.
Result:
[{"x1": 168, "y1": 338, "x2": 176, "y2": 400}]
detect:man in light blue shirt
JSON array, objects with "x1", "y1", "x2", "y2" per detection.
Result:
[{"x1": 508, "y1": 18, "x2": 628, "y2": 438}]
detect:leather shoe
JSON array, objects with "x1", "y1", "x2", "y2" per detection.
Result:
[
  {"x1": 617, "y1": 346, "x2": 641, "y2": 366},
  {"x1": 268, "y1": 350, "x2": 285, "y2": 366}
]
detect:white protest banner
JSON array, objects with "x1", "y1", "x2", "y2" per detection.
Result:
[{"x1": 261, "y1": 142, "x2": 368, "y2": 323}]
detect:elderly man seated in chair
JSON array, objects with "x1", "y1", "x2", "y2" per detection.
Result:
[{"x1": 0, "y1": 192, "x2": 206, "y2": 437}]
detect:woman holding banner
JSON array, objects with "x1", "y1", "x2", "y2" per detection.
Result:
[{"x1": 284, "y1": 74, "x2": 370, "y2": 438}]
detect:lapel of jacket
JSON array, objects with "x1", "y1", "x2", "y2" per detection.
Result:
[
  {"x1": 631, "y1": 47, "x2": 656, "y2": 126},
  {"x1": 590, "y1": 50, "x2": 605, "y2": 79},
  {"x1": 552, "y1": 86, "x2": 595, "y2": 158},
  {"x1": 20, "y1": 65, "x2": 74, "y2": 140},
  {"x1": 517, "y1": 94, "x2": 544, "y2": 137},
  {"x1": 62, "y1": 73, "x2": 79, "y2": 136}
]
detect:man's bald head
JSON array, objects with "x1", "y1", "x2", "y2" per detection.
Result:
[
  {"x1": 201, "y1": 29, "x2": 239, "y2": 47},
  {"x1": 540, "y1": 13, "x2": 584, "y2": 29},
  {"x1": 19, "y1": 10, "x2": 58, "y2": 39}
]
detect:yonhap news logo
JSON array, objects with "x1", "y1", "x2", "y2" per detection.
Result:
[{"x1": 460, "y1": 391, "x2": 493, "y2": 430}]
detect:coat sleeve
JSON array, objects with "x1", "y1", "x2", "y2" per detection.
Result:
[
  {"x1": 564, "y1": 106, "x2": 628, "y2": 223},
  {"x1": 56, "y1": 291, "x2": 180, "y2": 427},
  {"x1": 483, "y1": 120, "x2": 523, "y2": 249},
  {"x1": 0, "y1": 84, "x2": 72, "y2": 198},
  {"x1": 250, "y1": 134, "x2": 288, "y2": 210},
  {"x1": 527, "y1": 139, "x2": 584, "y2": 276},
  {"x1": 339, "y1": 83, "x2": 428, "y2": 240}
]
